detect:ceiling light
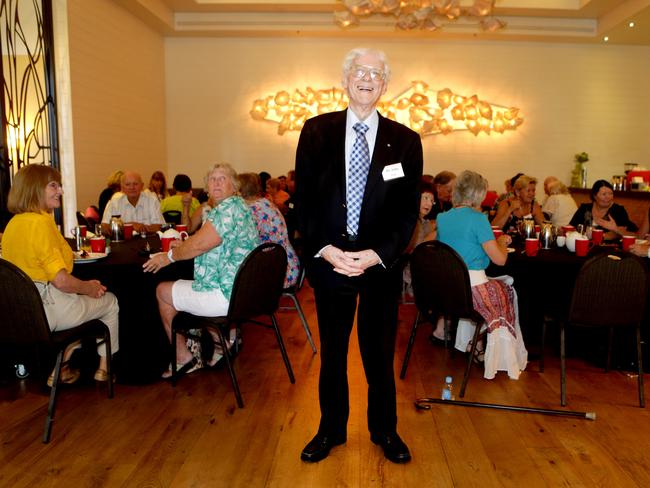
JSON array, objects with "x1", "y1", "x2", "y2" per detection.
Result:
[
  {"x1": 335, "y1": 0, "x2": 506, "y2": 33},
  {"x1": 603, "y1": 36, "x2": 609, "y2": 42},
  {"x1": 629, "y1": 21, "x2": 635, "y2": 28}
]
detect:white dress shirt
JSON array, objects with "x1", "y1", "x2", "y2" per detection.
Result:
[{"x1": 101, "y1": 191, "x2": 165, "y2": 225}]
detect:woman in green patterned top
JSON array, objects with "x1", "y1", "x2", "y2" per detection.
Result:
[{"x1": 144, "y1": 163, "x2": 259, "y2": 377}]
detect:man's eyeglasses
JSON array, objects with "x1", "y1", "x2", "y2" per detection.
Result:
[{"x1": 350, "y1": 65, "x2": 386, "y2": 82}]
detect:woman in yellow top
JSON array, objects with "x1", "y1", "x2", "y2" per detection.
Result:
[{"x1": 1, "y1": 165, "x2": 119, "y2": 385}]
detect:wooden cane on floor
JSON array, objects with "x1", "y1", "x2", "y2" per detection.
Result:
[{"x1": 415, "y1": 398, "x2": 596, "y2": 420}]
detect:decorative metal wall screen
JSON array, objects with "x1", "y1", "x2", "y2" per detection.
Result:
[{"x1": 0, "y1": 0, "x2": 59, "y2": 229}]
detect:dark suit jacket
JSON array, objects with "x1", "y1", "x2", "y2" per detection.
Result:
[{"x1": 295, "y1": 109, "x2": 423, "y2": 287}]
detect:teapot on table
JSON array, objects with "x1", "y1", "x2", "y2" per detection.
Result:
[
  {"x1": 565, "y1": 231, "x2": 585, "y2": 253},
  {"x1": 157, "y1": 228, "x2": 189, "y2": 252}
]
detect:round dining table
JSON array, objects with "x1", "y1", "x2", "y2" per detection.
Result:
[
  {"x1": 487, "y1": 239, "x2": 649, "y2": 372},
  {"x1": 72, "y1": 234, "x2": 193, "y2": 383}
]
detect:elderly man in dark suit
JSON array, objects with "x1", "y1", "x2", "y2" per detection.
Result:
[{"x1": 295, "y1": 47, "x2": 423, "y2": 464}]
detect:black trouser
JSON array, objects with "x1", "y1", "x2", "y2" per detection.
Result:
[{"x1": 313, "y1": 265, "x2": 401, "y2": 439}]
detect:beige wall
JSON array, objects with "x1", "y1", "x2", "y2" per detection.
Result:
[
  {"x1": 67, "y1": 0, "x2": 167, "y2": 211},
  {"x1": 165, "y1": 37, "x2": 650, "y2": 193}
]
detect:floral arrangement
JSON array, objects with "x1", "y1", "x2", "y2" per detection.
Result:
[
  {"x1": 571, "y1": 152, "x2": 589, "y2": 187},
  {"x1": 574, "y1": 152, "x2": 589, "y2": 163}
]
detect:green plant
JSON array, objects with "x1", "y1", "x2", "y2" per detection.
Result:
[{"x1": 574, "y1": 152, "x2": 589, "y2": 163}]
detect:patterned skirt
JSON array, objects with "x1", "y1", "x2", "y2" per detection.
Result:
[{"x1": 455, "y1": 275, "x2": 528, "y2": 380}]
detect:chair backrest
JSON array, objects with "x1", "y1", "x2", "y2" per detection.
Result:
[
  {"x1": 0, "y1": 258, "x2": 52, "y2": 343},
  {"x1": 228, "y1": 243, "x2": 288, "y2": 322},
  {"x1": 410, "y1": 240, "x2": 478, "y2": 322},
  {"x1": 570, "y1": 251, "x2": 648, "y2": 328},
  {"x1": 76, "y1": 211, "x2": 89, "y2": 227},
  {"x1": 163, "y1": 210, "x2": 182, "y2": 224}
]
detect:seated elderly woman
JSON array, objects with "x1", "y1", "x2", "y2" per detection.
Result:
[
  {"x1": 437, "y1": 170, "x2": 528, "y2": 380},
  {"x1": 1, "y1": 165, "x2": 119, "y2": 384},
  {"x1": 541, "y1": 180, "x2": 578, "y2": 227},
  {"x1": 570, "y1": 179, "x2": 638, "y2": 241},
  {"x1": 238, "y1": 173, "x2": 299, "y2": 288},
  {"x1": 427, "y1": 170, "x2": 456, "y2": 220},
  {"x1": 143, "y1": 163, "x2": 259, "y2": 377},
  {"x1": 491, "y1": 175, "x2": 545, "y2": 233}
]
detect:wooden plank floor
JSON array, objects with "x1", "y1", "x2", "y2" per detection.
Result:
[{"x1": 1, "y1": 285, "x2": 649, "y2": 487}]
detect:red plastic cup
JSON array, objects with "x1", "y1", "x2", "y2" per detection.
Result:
[
  {"x1": 525, "y1": 238, "x2": 540, "y2": 257},
  {"x1": 493, "y1": 228, "x2": 504, "y2": 239},
  {"x1": 622, "y1": 235, "x2": 636, "y2": 251},
  {"x1": 591, "y1": 228, "x2": 604, "y2": 245},
  {"x1": 123, "y1": 223, "x2": 133, "y2": 240},
  {"x1": 175, "y1": 224, "x2": 188, "y2": 234},
  {"x1": 561, "y1": 225, "x2": 575, "y2": 236},
  {"x1": 78, "y1": 225, "x2": 87, "y2": 238},
  {"x1": 90, "y1": 237, "x2": 106, "y2": 253},
  {"x1": 161, "y1": 236, "x2": 175, "y2": 252},
  {"x1": 534, "y1": 224, "x2": 541, "y2": 234},
  {"x1": 575, "y1": 238, "x2": 590, "y2": 257}
]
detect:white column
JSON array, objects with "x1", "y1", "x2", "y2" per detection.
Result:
[{"x1": 52, "y1": 0, "x2": 77, "y2": 237}]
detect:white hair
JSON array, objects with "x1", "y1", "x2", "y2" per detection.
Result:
[
  {"x1": 341, "y1": 47, "x2": 391, "y2": 83},
  {"x1": 452, "y1": 170, "x2": 489, "y2": 208}
]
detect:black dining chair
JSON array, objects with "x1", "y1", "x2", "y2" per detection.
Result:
[
  {"x1": 76, "y1": 211, "x2": 89, "y2": 227},
  {"x1": 163, "y1": 210, "x2": 182, "y2": 225},
  {"x1": 280, "y1": 262, "x2": 317, "y2": 354},
  {"x1": 170, "y1": 243, "x2": 295, "y2": 407},
  {"x1": 399, "y1": 241, "x2": 486, "y2": 398},
  {"x1": 0, "y1": 258, "x2": 114, "y2": 443},
  {"x1": 541, "y1": 251, "x2": 647, "y2": 407}
]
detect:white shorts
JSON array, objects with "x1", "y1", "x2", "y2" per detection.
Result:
[{"x1": 171, "y1": 279, "x2": 229, "y2": 317}]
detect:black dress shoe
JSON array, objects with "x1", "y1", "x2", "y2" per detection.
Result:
[
  {"x1": 300, "y1": 434, "x2": 345, "y2": 463},
  {"x1": 370, "y1": 432, "x2": 411, "y2": 463}
]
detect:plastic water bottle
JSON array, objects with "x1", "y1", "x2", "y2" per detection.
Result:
[
  {"x1": 441, "y1": 376, "x2": 454, "y2": 401},
  {"x1": 15, "y1": 363, "x2": 29, "y2": 379}
]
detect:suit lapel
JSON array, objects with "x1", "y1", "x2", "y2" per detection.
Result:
[
  {"x1": 365, "y1": 113, "x2": 392, "y2": 198},
  {"x1": 331, "y1": 110, "x2": 348, "y2": 205}
]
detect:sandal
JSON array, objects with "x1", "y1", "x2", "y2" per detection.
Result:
[
  {"x1": 93, "y1": 368, "x2": 113, "y2": 382},
  {"x1": 161, "y1": 358, "x2": 202, "y2": 379},
  {"x1": 207, "y1": 346, "x2": 224, "y2": 368},
  {"x1": 47, "y1": 366, "x2": 81, "y2": 387}
]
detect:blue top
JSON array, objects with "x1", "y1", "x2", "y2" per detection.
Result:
[{"x1": 437, "y1": 206, "x2": 494, "y2": 270}]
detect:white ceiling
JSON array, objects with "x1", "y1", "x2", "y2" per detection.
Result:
[{"x1": 115, "y1": 0, "x2": 650, "y2": 45}]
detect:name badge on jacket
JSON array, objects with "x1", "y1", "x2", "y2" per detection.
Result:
[{"x1": 382, "y1": 163, "x2": 405, "y2": 181}]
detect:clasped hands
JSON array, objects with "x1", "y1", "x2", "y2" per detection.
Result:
[{"x1": 321, "y1": 245, "x2": 381, "y2": 277}]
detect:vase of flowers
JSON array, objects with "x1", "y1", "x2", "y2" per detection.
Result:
[{"x1": 571, "y1": 152, "x2": 589, "y2": 188}]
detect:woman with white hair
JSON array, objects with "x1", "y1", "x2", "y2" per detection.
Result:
[
  {"x1": 542, "y1": 180, "x2": 577, "y2": 227},
  {"x1": 437, "y1": 170, "x2": 528, "y2": 380},
  {"x1": 143, "y1": 163, "x2": 259, "y2": 377}
]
